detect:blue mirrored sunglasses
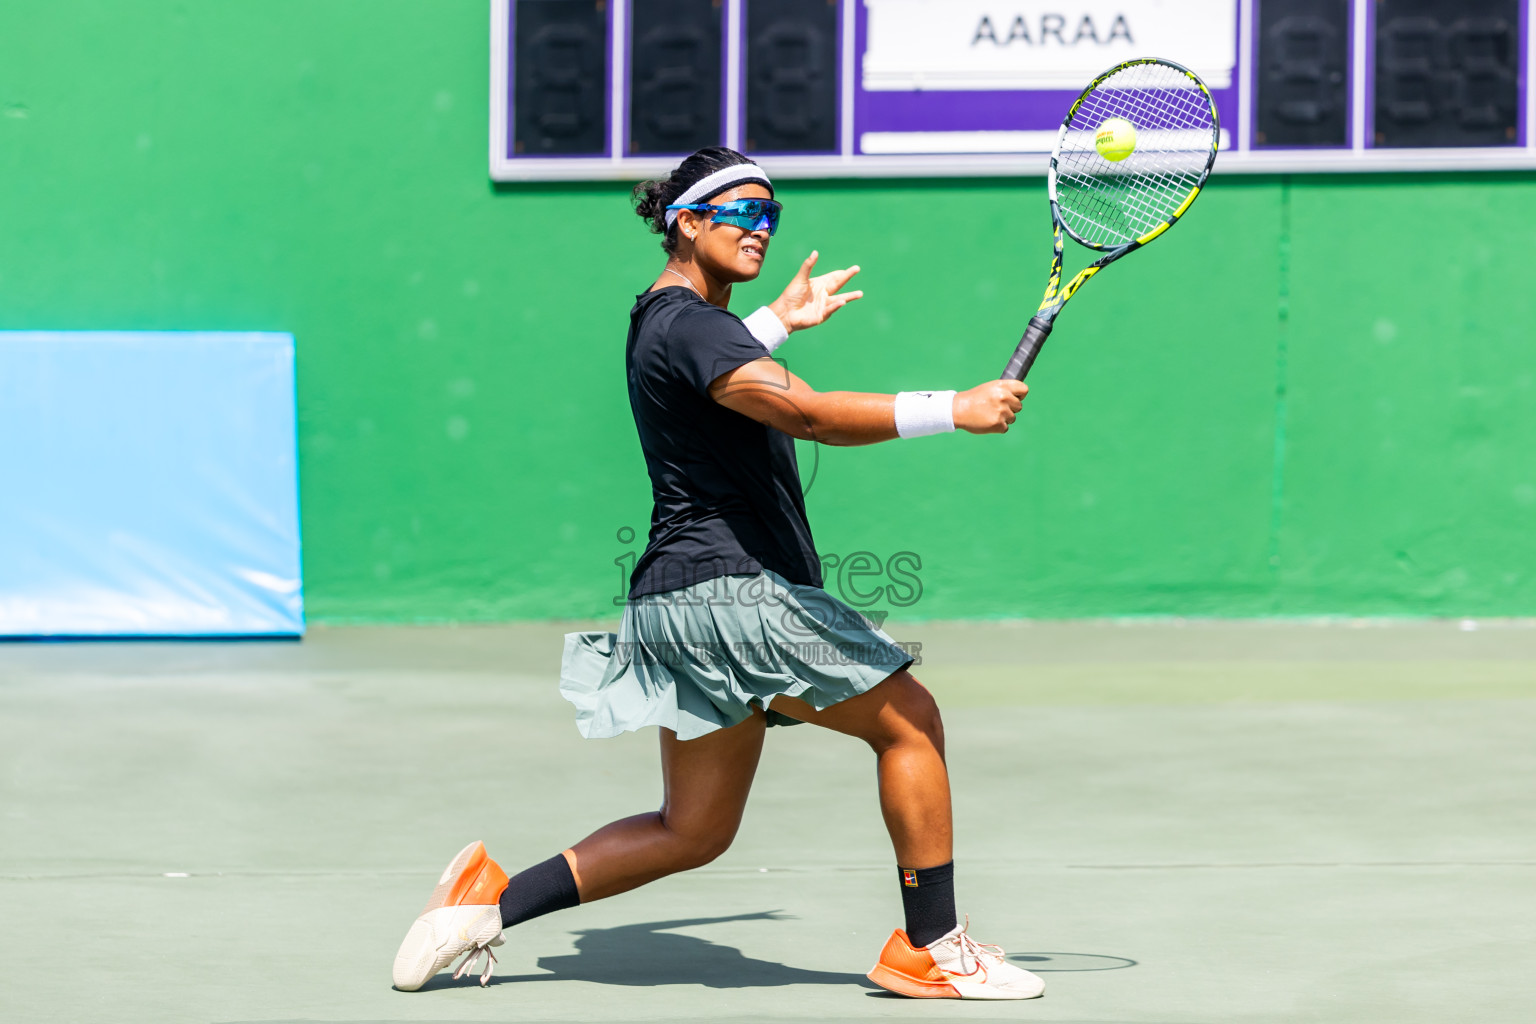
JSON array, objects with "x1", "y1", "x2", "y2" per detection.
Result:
[{"x1": 666, "y1": 198, "x2": 782, "y2": 236}]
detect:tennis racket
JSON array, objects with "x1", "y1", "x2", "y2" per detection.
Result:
[{"x1": 1001, "y1": 58, "x2": 1220, "y2": 381}]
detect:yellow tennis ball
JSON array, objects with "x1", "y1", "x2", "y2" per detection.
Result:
[{"x1": 1095, "y1": 117, "x2": 1138, "y2": 162}]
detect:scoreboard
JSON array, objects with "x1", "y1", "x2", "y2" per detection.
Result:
[{"x1": 490, "y1": 0, "x2": 1535, "y2": 179}]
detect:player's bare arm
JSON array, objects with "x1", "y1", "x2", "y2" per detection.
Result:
[{"x1": 710, "y1": 359, "x2": 1028, "y2": 446}]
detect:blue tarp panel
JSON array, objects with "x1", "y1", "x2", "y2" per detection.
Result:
[{"x1": 0, "y1": 332, "x2": 302, "y2": 636}]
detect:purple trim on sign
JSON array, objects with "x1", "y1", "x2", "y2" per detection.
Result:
[
  {"x1": 1239, "y1": 0, "x2": 1252, "y2": 151},
  {"x1": 853, "y1": 0, "x2": 870, "y2": 148},
  {"x1": 1213, "y1": 87, "x2": 1238, "y2": 147},
  {"x1": 607, "y1": 0, "x2": 617, "y2": 158},
  {"x1": 736, "y1": 2, "x2": 749, "y2": 151},
  {"x1": 858, "y1": 87, "x2": 1240, "y2": 138},
  {"x1": 835, "y1": 0, "x2": 847, "y2": 155},
  {"x1": 860, "y1": 0, "x2": 872, "y2": 150},
  {"x1": 1345, "y1": 0, "x2": 1357, "y2": 150},
  {"x1": 720, "y1": 0, "x2": 733, "y2": 151},
  {"x1": 620, "y1": 0, "x2": 633, "y2": 157},
  {"x1": 859, "y1": 88, "x2": 1083, "y2": 133},
  {"x1": 1346, "y1": 0, "x2": 1357, "y2": 150}
]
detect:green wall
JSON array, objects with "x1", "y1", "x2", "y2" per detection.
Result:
[{"x1": 5, "y1": 2, "x2": 1534, "y2": 621}]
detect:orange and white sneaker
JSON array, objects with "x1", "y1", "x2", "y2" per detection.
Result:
[
  {"x1": 868, "y1": 920, "x2": 1046, "y2": 1000},
  {"x1": 391, "y1": 841, "x2": 510, "y2": 991}
]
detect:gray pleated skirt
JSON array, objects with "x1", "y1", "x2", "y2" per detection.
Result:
[{"x1": 561, "y1": 570, "x2": 914, "y2": 741}]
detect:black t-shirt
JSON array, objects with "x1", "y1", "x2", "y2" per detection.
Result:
[{"x1": 625, "y1": 287, "x2": 823, "y2": 597}]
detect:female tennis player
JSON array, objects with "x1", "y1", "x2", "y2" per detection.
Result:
[{"x1": 391, "y1": 147, "x2": 1041, "y2": 1000}]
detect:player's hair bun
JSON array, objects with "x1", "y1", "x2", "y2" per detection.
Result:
[{"x1": 633, "y1": 147, "x2": 756, "y2": 254}]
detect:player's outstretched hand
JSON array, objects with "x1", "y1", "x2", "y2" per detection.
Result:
[
  {"x1": 768, "y1": 250, "x2": 864, "y2": 333},
  {"x1": 955, "y1": 380, "x2": 1029, "y2": 434}
]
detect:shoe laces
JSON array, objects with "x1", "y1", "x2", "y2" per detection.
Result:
[
  {"x1": 451, "y1": 933, "x2": 505, "y2": 987},
  {"x1": 946, "y1": 916, "x2": 1006, "y2": 975}
]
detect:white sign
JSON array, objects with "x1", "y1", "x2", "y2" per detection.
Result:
[{"x1": 862, "y1": 0, "x2": 1237, "y2": 91}]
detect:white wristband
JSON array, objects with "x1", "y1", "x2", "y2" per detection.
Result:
[
  {"x1": 742, "y1": 306, "x2": 789, "y2": 353},
  {"x1": 894, "y1": 390, "x2": 956, "y2": 438}
]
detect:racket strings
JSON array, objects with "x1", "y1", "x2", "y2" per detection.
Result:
[
  {"x1": 1054, "y1": 62, "x2": 1218, "y2": 248},
  {"x1": 1064, "y1": 90, "x2": 1206, "y2": 238},
  {"x1": 1060, "y1": 91, "x2": 1208, "y2": 239}
]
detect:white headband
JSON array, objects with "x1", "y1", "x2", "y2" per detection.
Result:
[{"x1": 663, "y1": 163, "x2": 773, "y2": 230}]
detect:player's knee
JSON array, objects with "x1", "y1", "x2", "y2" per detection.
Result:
[
  {"x1": 902, "y1": 677, "x2": 945, "y2": 750},
  {"x1": 660, "y1": 811, "x2": 739, "y2": 870},
  {"x1": 675, "y1": 828, "x2": 735, "y2": 870},
  {"x1": 864, "y1": 671, "x2": 944, "y2": 754}
]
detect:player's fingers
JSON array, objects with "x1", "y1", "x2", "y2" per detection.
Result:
[
  {"x1": 833, "y1": 289, "x2": 866, "y2": 312},
  {"x1": 989, "y1": 381, "x2": 1022, "y2": 410},
  {"x1": 1006, "y1": 381, "x2": 1030, "y2": 399},
  {"x1": 823, "y1": 265, "x2": 861, "y2": 292},
  {"x1": 795, "y1": 250, "x2": 819, "y2": 283},
  {"x1": 826, "y1": 290, "x2": 859, "y2": 312}
]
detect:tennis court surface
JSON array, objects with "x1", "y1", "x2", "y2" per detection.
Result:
[{"x1": 3, "y1": 619, "x2": 1532, "y2": 1024}]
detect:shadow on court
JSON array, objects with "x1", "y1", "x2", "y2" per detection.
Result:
[
  {"x1": 1009, "y1": 951, "x2": 1138, "y2": 971},
  {"x1": 421, "y1": 911, "x2": 873, "y2": 991},
  {"x1": 420, "y1": 911, "x2": 1138, "y2": 993}
]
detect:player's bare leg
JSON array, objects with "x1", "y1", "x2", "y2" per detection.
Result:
[
  {"x1": 772, "y1": 672, "x2": 1044, "y2": 1000},
  {"x1": 393, "y1": 711, "x2": 766, "y2": 991},
  {"x1": 563, "y1": 709, "x2": 767, "y2": 900},
  {"x1": 769, "y1": 669, "x2": 952, "y2": 868}
]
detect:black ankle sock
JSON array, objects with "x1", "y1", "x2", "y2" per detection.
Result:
[
  {"x1": 499, "y1": 853, "x2": 581, "y2": 929},
  {"x1": 898, "y1": 861, "x2": 957, "y2": 948}
]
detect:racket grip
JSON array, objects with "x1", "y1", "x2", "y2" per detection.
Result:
[{"x1": 1001, "y1": 315, "x2": 1054, "y2": 381}]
